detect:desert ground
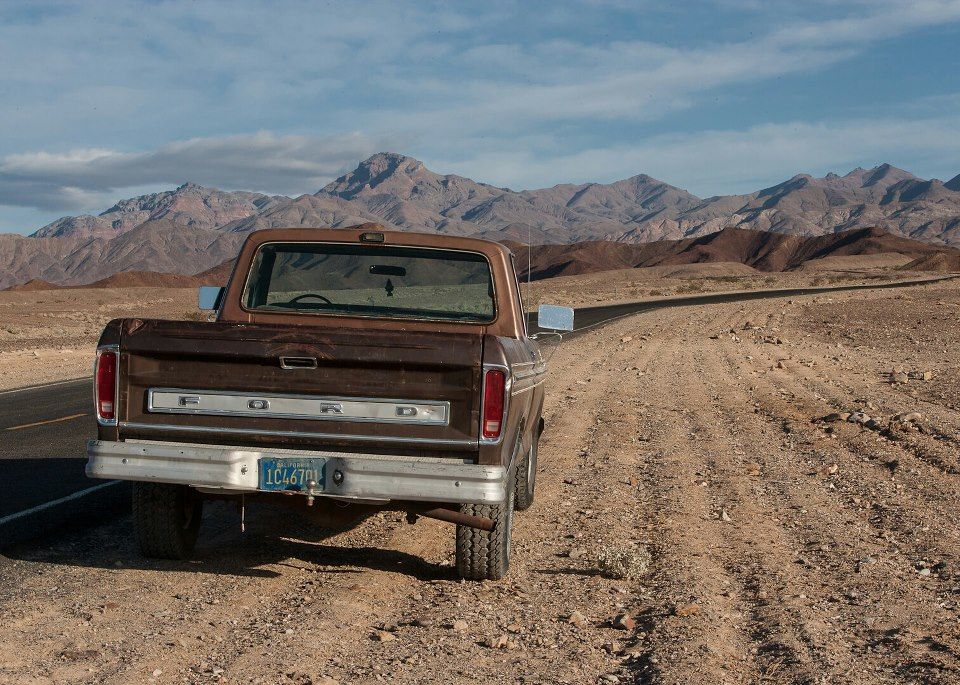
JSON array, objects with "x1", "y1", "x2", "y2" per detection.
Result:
[{"x1": 2, "y1": 265, "x2": 960, "y2": 684}]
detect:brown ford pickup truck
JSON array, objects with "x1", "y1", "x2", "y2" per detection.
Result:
[{"x1": 86, "y1": 225, "x2": 573, "y2": 580}]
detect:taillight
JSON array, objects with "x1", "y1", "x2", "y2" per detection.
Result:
[
  {"x1": 95, "y1": 349, "x2": 118, "y2": 423},
  {"x1": 481, "y1": 368, "x2": 507, "y2": 441}
]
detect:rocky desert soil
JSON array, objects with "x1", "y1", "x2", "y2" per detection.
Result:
[{"x1": 2, "y1": 278, "x2": 960, "y2": 684}]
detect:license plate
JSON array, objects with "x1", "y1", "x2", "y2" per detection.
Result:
[{"x1": 258, "y1": 458, "x2": 325, "y2": 492}]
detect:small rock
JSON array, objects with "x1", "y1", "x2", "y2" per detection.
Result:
[
  {"x1": 567, "y1": 611, "x2": 589, "y2": 628},
  {"x1": 918, "y1": 567, "x2": 932, "y2": 577},
  {"x1": 152, "y1": 670, "x2": 163, "y2": 678},
  {"x1": 890, "y1": 371, "x2": 909, "y2": 384},
  {"x1": 675, "y1": 603, "x2": 700, "y2": 617},
  {"x1": 612, "y1": 614, "x2": 636, "y2": 631},
  {"x1": 895, "y1": 412, "x2": 922, "y2": 424},
  {"x1": 720, "y1": 509, "x2": 732, "y2": 522},
  {"x1": 411, "y1": 617, "x2": 436, "y2": 628},
  {"x1": 620, "y1": 336, "x2": 633, "y2": 343},
  {"x1": 484, "y1": 634, "x2": 513, "y2": 649},
  {"x1": 372, "y1": 630, "x2": 396, "y2": 642},
  {"x1": 451, "y1": 620, "x2": 469, "y2": 632},
  {"x1": 601, "y1": 675, "x2": 620, "y2": 684}
]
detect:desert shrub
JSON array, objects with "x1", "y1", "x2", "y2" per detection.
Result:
[{"x1": 596, "y1": 544, "x2": 652, "y2": 580}]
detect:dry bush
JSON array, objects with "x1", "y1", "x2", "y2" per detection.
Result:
[{"x1": 595, "y1": 543, "x2": 652, "y2": 580}]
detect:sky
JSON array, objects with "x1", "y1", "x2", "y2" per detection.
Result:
[{"x1": 1, "y1": 0, "x2": 959, "y2": 234}]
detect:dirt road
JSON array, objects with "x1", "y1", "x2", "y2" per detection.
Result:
[{"x1": 2, "y1": 283, "x2": 959, "y2": 684}]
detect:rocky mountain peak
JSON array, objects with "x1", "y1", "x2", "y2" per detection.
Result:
[
  {"x1": 322, "y1": 153, "x2": 434, "y2": 199},
  {"x1": 862, "y1": 163, "x2": 916, "y2": 187}
]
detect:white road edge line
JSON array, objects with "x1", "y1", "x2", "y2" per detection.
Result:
[
  {"x1": 0, "y1": 480, "x2": 120, "y2": 527},
  {"x1": 0, "y1": 376, "x2": 92, "y2": 397}
]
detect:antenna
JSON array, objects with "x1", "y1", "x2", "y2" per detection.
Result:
[{"x1": 527, "y1": 223, "x2": 531, "y2": 291}]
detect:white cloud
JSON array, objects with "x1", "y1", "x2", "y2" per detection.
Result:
[
  {"x1": 0, "y1": 131, "x2": 386, "y2": 211},
  {"x1": 431, "y1": 114, "x2": 960, "y2": 195},
  {"x1": 0, "y1": 0, "x2": 958, "y2": 224}
]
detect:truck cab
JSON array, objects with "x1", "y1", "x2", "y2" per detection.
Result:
[{"x1": 86, "y1": 224, "x2": 572, "y2": 580}]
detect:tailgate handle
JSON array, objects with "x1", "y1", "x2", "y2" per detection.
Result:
[{"x1": 280, "y1": 357, "x2": 318, "y2": 370}]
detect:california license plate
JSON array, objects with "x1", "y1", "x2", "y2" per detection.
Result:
[{"x1": 258, "y1": 458, "x2": 325, "y2": 492}]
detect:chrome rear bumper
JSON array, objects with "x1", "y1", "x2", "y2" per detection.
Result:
[{"x1": 86, "y1": 439, "x2": 506, "y2": 505}]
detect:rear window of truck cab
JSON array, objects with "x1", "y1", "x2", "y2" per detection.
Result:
[{"x1": 242, "y1": 242, "x2": 497, "y2": 323}]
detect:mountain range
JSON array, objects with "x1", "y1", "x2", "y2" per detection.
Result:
[{"x1": 2, "y1": 152, "x2": 960, "y2": 288}]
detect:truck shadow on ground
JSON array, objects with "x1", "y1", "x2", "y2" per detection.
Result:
[{"x1": 3, "y1": 501, "x2": 454, "y2": 582}]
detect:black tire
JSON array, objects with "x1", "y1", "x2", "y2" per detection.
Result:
[
  {"x1": 514, "y1": 434, "x2": 539, "y2": 512},
  {"x1": 456, "y1": 477, "x2": 515, "y2": 581},
  {"x1": 133, "y1": 482, "x2": 203, "y2": 560}
]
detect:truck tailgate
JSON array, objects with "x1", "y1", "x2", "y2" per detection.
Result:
[{"x1": 117, "y1": 319, "x2": 482, "y2": 453}]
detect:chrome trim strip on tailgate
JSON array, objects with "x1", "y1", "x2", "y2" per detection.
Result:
[
  {"x1": 120, "y1": 421, "x2": 476, "y2": 447},
  {"x1": 147, "y1": 388, "x2": 449, "y2": 426}
]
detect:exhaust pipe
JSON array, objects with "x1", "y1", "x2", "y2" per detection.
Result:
[{"x1": 408, "y1": 507, "x2": 495, "y2": 531}]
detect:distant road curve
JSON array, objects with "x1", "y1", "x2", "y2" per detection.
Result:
[{"x1": 529, "y1": 273, "x2": 960, "y2": 334}]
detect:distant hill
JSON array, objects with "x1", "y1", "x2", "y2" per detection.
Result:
[
  {"x1": 901, "y1": 252, "x2": 960, "y2": 272},
  {"x1": 79, "y1": 271, "x2": 204, "y2": 289},
  {"x1": 509, "y1": 227, "x2": 960, "y2": 280},
  {"x1": 5, "y1": 278, "x2": 61, "y2": 292},
  {"x1": 32, "y1": 183, "x2": 285, "y2": 240},
  {"x1": 3, "y1": 152, "x2": 960, "y2": 289}
]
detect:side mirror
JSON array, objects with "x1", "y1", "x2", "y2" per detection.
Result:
[
  {"x1": 198, "y1": 286, "x2": 225, "y2": 311},
  {"x1": 537, "y1": 303, "x2": 574, "y2": 332}
]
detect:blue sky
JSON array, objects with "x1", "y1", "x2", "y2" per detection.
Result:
[{"x1": 1, "y1": 0, "x2": 959, "y2": 234}]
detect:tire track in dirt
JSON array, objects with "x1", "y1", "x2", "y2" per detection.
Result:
[
  {"x1": 733, "y1": 334, "x2": 960, "y2": 570},
  {"x1": 708, "y1": 312, "x2": 960, "y2": 683},
  {"x1": 627, "y1": 330, "x2": 829, "y2": 685}
]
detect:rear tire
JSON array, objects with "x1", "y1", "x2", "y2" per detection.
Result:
[
  {"x1": 456, "y1": 477, "x2": 515, "y2": 581},
  {"x1": 133, "y1": 483, "x2": 203, "y2": 560},
  {"x1": 514, "y1": 433, "x2": 539, "y2": 512}
]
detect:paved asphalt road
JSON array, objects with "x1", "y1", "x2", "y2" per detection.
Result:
[{"x1": 1, "y1": 275, "x2": 955, "y2": 545}]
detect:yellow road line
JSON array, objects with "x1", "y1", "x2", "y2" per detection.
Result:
[{"x1": 6, "y1": 412, "x2": 89, "y2": 431}]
